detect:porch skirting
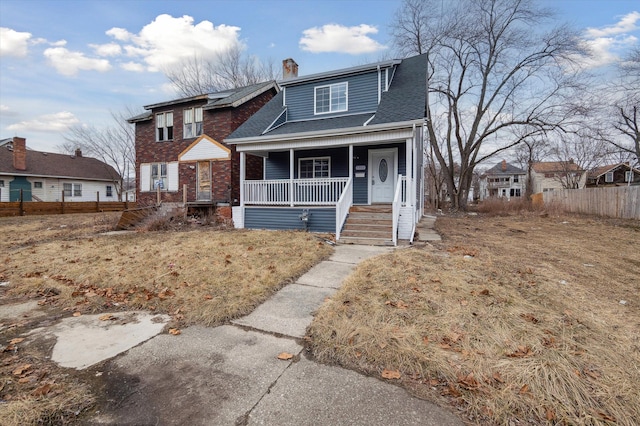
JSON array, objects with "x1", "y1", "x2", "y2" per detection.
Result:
[{"x1": 242, "y1": 206, "x2": 335, "y2": 233}]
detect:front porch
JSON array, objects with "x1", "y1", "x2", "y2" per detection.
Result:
[{"x1": 235, "y1": 174, "x2": 414, "y2": 245}]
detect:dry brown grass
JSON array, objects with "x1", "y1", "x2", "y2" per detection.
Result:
[
  {"x1": 1, "y1": 212, "x2": 333, "y2": 425},
  {"x1": 308, "y1": 212, "x2": 640, "y2": 425}
]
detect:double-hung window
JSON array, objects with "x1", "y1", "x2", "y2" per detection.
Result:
[
  {"x1": 299, "y1": 157, "x2": 330, "y2": 179},
  {"x1": 151, "y1": 163, "x2": 168, "y2": 190},
  {"x1": 63, "y1": 183, "x2": 82, "y2": 197},
  {"x1": 183, "y1": 106, "x2": 203, "y2": 139},
  {"x1": 605, "y1": 171, "x2": 614, "y2": 183},
  {"x1": 106, "y1": 185, "x2": 113, "y2": 197},
  {"x1": 156, "y1": 112, "x2": 174, "y2": 141},
  {"x1": 625, "y1": 171, "x2": 633, "y2": 182},
  {"x1": 314, "y1": 82, "x2": 347, "y2": 114}
]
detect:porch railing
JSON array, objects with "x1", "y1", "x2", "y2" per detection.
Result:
[
  {"x1": 244, "y1": 177, "x2": 350, "y2": 206},
  {"x1": 335, "y1": 177, "x2": 353, "y2": 241}
]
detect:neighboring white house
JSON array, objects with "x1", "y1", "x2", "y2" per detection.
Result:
[
  {"x1": 531, "y1": 160, "x2": 586, "y2": 193},
  {"x1": 0, "y1": 137, "x2": 121, "y2": 202},
  {"x1": 479, "y1": 160, "x2": 526, "y2": 200}
]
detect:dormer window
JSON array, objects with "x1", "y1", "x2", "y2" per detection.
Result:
[
  {"x1": 314, "y1": 82, "x2": 347, "y2": 115},
  {"x1": 183, "y1": 106, "x2": 203, "y2": 139}
]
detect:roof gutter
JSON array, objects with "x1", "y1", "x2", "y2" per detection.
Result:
[{"x1": 225, "y1": 119, "x2": 424, "y2": 145}]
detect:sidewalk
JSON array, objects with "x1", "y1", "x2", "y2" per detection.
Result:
[{"x1": 86, "y1": 243, "x2": 460, "y2": 426}]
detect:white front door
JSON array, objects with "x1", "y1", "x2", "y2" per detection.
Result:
[{"x1": 369, "y1": 149, "x2": 397, "y2": 203}]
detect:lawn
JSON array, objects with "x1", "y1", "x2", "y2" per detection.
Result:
[
  {"x1": 308, "y1": 213, "x2": 640, "y2": 425},
  {"x1": 0, "y1": 212, "x2": 333, "y2": 425}
]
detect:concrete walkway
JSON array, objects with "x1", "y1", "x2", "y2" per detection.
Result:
[{"x1": 7, "y1": 221, "x2": 459, "y2": 425}]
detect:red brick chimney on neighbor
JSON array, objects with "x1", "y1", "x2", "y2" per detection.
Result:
[
  {"x1": 501, "y1": 159, "x2": 507, "y2": 171},
  {"x1": 13, "y1": 137, "x2": 27, "y2": 171},
  {"x1": 282, "y1": 58, "x2": 298, "y2": 80}
]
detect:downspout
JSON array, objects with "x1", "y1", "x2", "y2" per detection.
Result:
[
  {"x1": 377, "y1": 65, "x2": 381, "y2": 104},
  {"x1": 410, "y1": 123, "x2": 417, "y2": 244}
]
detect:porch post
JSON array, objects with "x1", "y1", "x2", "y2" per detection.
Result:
[
  {"x1": 349, "y1": 144, "x2": 354, "y2": 179},
  {"x1": 289, "y1": 148, "x2": 294, "y2": 207},
  {"x1": 239, "y1": 151, "x2": 245, "y2": 207},
  {"x1": 406, "y1": 137, "x2": 413, "y2": 207}
]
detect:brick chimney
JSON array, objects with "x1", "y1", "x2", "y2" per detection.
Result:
[
  {"x1": 501, "y1": 159, "x2": 507, "y2": 171},
  {"x1": 282, "y1": 58, "x2": 298, "y2": 80},
  {"x1": 12, "y1": 137, "x2": 26, "y2": 171},
  {"x1": 75, "y1": 148, "x2": 82, "y2": 157}
]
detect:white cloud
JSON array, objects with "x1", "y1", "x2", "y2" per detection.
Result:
[
  {"x1": 576, "y1": 11, "x2": 640, "y2": 69},
  {"x1": 1, "y1": 105, "x2": 9, "y2": 112},
  {"x1": 7, "y1": 111, "x2": 80, "y2": 133},
  {"x1": 106, "y1": 14, "x2": 243, "y2": 72},
  {"x1": 299, "y1": 24, "x2": 386, "y2": 54},
  {"x1": 43, "y1": 47, "x2": 111, "y2": 76},
  {"x1": 0, "y1": 27, "x2": 32, "y2": 57},
  {"x1": 586, "y1": 11, "x2": 640, "y2": 38},
  {"x1": 121, "y1": 61, "x2": 145, "y2": 72},
  {"x1": 90, "y1": 42, "x2": 122, "y2": 56}
]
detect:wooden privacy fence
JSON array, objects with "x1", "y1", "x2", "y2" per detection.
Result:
[
  {"x1": 542, "y1": 186, "x2": 640, "y2": 220},
  {"x1": 0, "y1": 200, "x2": 135, "y2": 217}
]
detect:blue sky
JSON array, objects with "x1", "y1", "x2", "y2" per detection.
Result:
[{"x1": 0, "y1": 0, "x2": 638, "y2": 152}]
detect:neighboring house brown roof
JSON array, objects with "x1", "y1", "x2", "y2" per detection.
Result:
[
  {"x1": 532, "y1": 161, "x2": 583, "y2": 173},
  {"x1": 588, "y1": 162, "x2": 640, "y2": 179},
  {"x1": 0, "y1": 145, "x2": 120, "y2": 181}
]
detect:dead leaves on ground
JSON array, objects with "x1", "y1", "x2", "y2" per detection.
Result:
[
  {"x1": 277, "y1": 352, "x2": 294, "y2": 360},
  {"x1": 381, "y1": 369, "x2": 401, "y2": 379}
]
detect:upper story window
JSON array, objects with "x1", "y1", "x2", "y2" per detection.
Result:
[
  {"x1": 299, "y1": 157, "x2": 330, "y2": 179},
  {"x1": 156, "y1": 112, "x2": 174, "y2": 141},
  {"x1": 183, "y1": 106, "x2": 203, "y2": 139},
  {"x1": 314, "y1": 82, "x2": 347, "y2": 115},
  {"x1": 605, "y1": 171, "x2": 614, "y2": 183},
  {"x1": 625, "y1": 171, "x2": 633, "y2": 182}
]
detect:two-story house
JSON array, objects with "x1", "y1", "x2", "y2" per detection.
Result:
[
  {"x1": 0, "y1": 137, "x2": 120, "y2": 202},
  {"x1": 127, "y1": 81, "x2": 278, "y2": 208},
  {"x1": 531, "y1": 160, "x2": 586, "y2": 193},
  {"x1": 479, "y1": 160, "x2": 526, "y2": 200},
  {"x1": 225, "y1": 55, "x2": 427, "y2": 245}
]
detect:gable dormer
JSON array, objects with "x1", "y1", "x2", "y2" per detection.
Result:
[{"x1": 279, "y1": 60, "x2": 400, "y2": 123}]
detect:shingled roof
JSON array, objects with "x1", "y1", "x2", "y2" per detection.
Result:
[
  {"x1": 532, "y1": 161, "x2": 583, "y2": 173},
  {"x1": 483, "y1": 161, "x2": 526, "y2": 176},
  {"x1": 0, "y1": 145, "x2": 120, "y2": 181},
  {"x1": 127, "y1": 81, "x2": 278, "y2": 123},
  {"x1": 226, "y1": 53, "x2": 427, "y2": 141}
]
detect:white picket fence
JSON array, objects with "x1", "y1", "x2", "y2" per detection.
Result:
[{"x1": 543, "y1": 186, "x2": 640, "y2": 220}]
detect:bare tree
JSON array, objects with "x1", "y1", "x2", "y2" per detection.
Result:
[
  {"x1": 598, "y1": 47, "x2": 640, "y2": 167},
  {"x1": 549, "y1": 130, "x2": 613, "y2": 189},
  {"x1": 165, "y1": 45, "x2": 280, "y2": 97},
  {"x1": 391, "y1": 0, "x2": 585, "y2": 209},
  {"x1": 514, "y1": 136, "x2": 551, "y2": 199},
  {"x1": 60, "y1": 108, "x2": 138, "y2": 200}
]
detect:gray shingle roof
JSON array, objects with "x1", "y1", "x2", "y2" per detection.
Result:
[
  {"x1": 0, "y1": 146, "x2": 120, "y2": 181},
  {"x1": 226, "y1": 53, "x2": 427, "y2": 141},
  {"x1": 484, "y1": 162, "x2": 526, "y2": 176},
  {"x1": 204, "y1": 81, "x2": 276, "y2": 109}
]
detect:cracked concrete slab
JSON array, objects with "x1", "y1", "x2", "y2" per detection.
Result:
[
  {"x1": 232, "y1": 284, "x2": 335, "y2": 338},
  {"x1": 28, "y1": 311, "x2": 170, "y2": 369},
  {"x1": 248, "y1": 357, "x2": 461, "y2": 426},
  {"x1": 330, "y1": 244, "x2": 393, "y2": 264},
  {"x1": 0, "y1": 300, "x2": 45, "y2": 321},
  {"x1": 295, "y1": 260, "x2": 354, "y2": 289},
  {"x1": 88, "y1": 325, "x2": 302, "y2": 426}
]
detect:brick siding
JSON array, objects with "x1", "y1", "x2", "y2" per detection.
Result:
[{"x1": 135, "y1": 88, "x2": 275, "y2": 205}]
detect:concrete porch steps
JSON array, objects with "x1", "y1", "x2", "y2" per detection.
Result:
[{"x1": 339, "y1": 204, "x2": 394, "y2": 246}]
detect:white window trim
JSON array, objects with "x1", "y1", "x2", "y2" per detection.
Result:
[
  {"x1": 314, "y1": 82, "x2": 348, "y2": 115},
  {"x1": 141, "y1": 162, "x2": 179, "y2": 192},
  {"x1": 156, "y1": 111, "x2": 174, "y2": 142},
  {"x1": 298, "y1": 157, "x2": 331, "y2": 179},
  {"x1": 183, "y1": 106, "x2": 203, "y2": 139},
  {"x1": 625, "y1": 171, "x2": 633, "y2": 182},
  {"x1": 605, "y1": 171, "x2": 614, "y2": 183}
]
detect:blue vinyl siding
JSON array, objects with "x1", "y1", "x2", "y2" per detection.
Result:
[
  {"x1": 265, "y1": 148, "x2": 349, "y2": 179},
  {"x1": 245, "y1": 207, "x2": 335, "y2": 232},
  {"x1": 285, "y1": 72, "x2": 379, "y2": 121}
]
